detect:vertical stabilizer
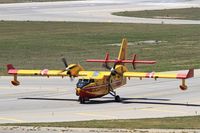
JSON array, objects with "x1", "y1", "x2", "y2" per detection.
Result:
[{"x1": 118, "y1": 38, "x2": 127, "y2": 60}]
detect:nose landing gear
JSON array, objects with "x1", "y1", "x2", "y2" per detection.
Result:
[{"x1": 78, "y1": 97, "x2": 89, "y2": 104}]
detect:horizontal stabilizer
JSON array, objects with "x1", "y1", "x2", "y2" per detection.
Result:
[{"x1": 86, "y1": 59, "x2": 156, "y2": 64}]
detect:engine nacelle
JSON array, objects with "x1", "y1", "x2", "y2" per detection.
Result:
[{"x1": 67, "y1": 64, "x2": 84, "y2": 77}]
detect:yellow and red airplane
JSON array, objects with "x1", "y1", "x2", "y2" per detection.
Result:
[{"x1": 7, "y1": 38, "x2": 194, "y2": 104}]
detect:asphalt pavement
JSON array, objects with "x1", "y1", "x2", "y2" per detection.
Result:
[
  {"x1": 0, "y1": 0, "x2": 200, "y2": 24},
  {"x1": 0, "y1": 69, "x2": 200, "y2": 123}
]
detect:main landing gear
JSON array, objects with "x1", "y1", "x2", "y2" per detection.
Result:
[
  {"x1": 115, "y1": 95, "x2": 121, "y2": 102},
  {"x1": 109, "y1": 90, "x2": 121, "y2": 102}
]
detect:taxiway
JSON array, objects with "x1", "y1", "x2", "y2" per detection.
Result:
[
  {"x1": 0, "y1": 69, "x2": 200, "y2": 123},
  {"x1": 1, "y1": 0, "x2": 200, "y2": 124},
  {"x1": 0, "y1": 0, "x2": 200, "y2": 24}
]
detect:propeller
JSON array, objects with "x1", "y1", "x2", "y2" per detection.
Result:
[
  {"x1": 61, "y1": 58, "x2": 73, "y2": 81},
  {"x1": 111, "y1": 62, "x2": 118, "y2": 75},
  {"x1": 132, "y1": 54, "x2": 137, "y2": 69},
  {"x1": 62, "y1": 58, "x2": 68, "y2": 68},
  {"x1": 102, "y1": 61, "x2": 123, "y2": 92},
  {"x1": 103, "y1": 61, "x2": 119, "y2": 76},
  {"x1": 102, "y1": 63, "x2": 111, "y2": 70}
]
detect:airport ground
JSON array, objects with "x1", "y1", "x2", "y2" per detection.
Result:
[
  {"x1": 0, "y1": 69, "x2": 200, "y2": 126},
  {"x1": 113, "y1": 7, "x2": 200, "y2": 20},
  {"x1": 0, "y1": 0, "x2": 200, "y2": 131},
  {"x1": 0, "y1": 0, "x2": 76, "y2": 4}
]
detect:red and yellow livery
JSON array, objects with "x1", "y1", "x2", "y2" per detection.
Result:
[{"x1": 7, "y1": 38, "x2": 194, "y2": 104}]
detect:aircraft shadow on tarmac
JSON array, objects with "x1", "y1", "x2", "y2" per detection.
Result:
[
  {"x1": 19, "y1": 97, "x2": 200, "y2": 107},
  {"x1": 19, "y1": 97, "x2": 78, "y2": 102}
]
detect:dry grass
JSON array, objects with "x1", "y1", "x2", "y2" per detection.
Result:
[
  {"x1": 1, "y1": 116, "x2": 200, "y2": 129},
  {"x1": 113, "y1": 8, "x2": 200, "y2": 20},
  {"x1": 0, "y1": 21, "x2": 200, "y2": 75}
]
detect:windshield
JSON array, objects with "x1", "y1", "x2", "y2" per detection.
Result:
[{"x1": 76, "y1": 79, "x2": 94, "y2": 88}]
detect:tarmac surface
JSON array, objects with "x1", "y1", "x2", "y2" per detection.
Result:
[
  {"x1": 0, "y1": 0, "x2": 200, "y2": 24},
  {"x1": 0, "y1": 69, "x2": 200, "y2": 123},
  {"x1": 1, "y1": 0, "x2": 200, "y2": 128},
  {"x1": 1, "y1": 126, "x2": 200, "y2": 133}
]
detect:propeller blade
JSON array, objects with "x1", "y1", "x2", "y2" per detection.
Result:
[
  {"x1": 70, "y1": 77, "x2": 74, "y2": 81},
  {"x1": 132, "y1": 54, "x2": 137, "y2": 69},
  {"x1": 102, "y1": 63, "x2": 112, "y2": 70},
  {"x1": 108, "y1": 75, "x2": 113, "y2": 91},
  {"x1": 113, "y1": 62, "x2": 117, "y2": 69},
  {"x1": 61, "y1": 58, "x2": 73, "y2": 80},
  {"x1": 67, "y1": 71, "x2": 74, "y2": 81},
  {"x1": 61, "y1": 58, "x2": 68, "y2": 68}
]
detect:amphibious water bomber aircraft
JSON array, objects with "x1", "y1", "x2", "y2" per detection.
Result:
[{"x1": 7, "y1": 38, "x2": 194, "y2": 104}]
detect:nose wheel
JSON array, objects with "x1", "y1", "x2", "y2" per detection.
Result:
[
  {"x1": 78, "y1": 97, "x2": 85, "y2": 104},
  {"x1": 78, "y1": 97, "x2": 90, "y2": 104}
]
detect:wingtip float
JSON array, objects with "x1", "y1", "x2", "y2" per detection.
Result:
[{"x1": 7, "y1": 38, "x2": 194, "y2": 104}]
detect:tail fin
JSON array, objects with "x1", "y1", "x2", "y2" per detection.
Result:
[{"x1": 118, "y1": 38, "x2": 127, "y2": 60}]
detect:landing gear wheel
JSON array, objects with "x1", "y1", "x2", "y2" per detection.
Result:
[
  {"x1": 79, "y1": 97, "x2": 85, "y2": 104},
  {"x1": 115, "y1": 95, "x2": 121, "y2": 102}
]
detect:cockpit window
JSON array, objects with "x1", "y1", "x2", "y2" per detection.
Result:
[{"x1": 76, "y1": 79, "x2": 94, "y2": 88}]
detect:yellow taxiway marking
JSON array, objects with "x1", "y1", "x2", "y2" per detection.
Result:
[{"x1": 0, "y1": 117, "x2": 26, "y2": 123}]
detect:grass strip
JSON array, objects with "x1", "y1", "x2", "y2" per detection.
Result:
[
  {"x1": 113, "y1": 8, "x2": 200, "y2": 20},
  {"x1": 1, "y1": 116, "x2": 200, "y2": 129},
  {"x1": 0, "y1": 21, "x2": 200, "y2": 75}
]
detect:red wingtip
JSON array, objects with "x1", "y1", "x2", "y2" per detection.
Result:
[
  {"x1": 7, "y1": 64, "x2": 15, "y2": 71},
  {"x1": 186, "y1": 68, "x2": 194, "y2": 78},
  {"x1": 7, "y1": 64, "x2": 17, "y2": 74}
]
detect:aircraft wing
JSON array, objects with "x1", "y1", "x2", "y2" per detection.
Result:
[
  {"x1": 7, "y1": 64, "x2": 68, "y2": 76},
  {"x1": 7, "y1": 64, "x2": 111, "y2": 86},
  {"x1": 124, "y1": 69, "x2": 194, "y2": 90},
  {"x1": 78, "y1": 71, "x2": 111, "y2": 79},
  {"x1": 7, "y1": 64, "x2": 112, "y2": 78},
  {"x1": 123, "y1": 69, "x2": 194, "y2": 79}
]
